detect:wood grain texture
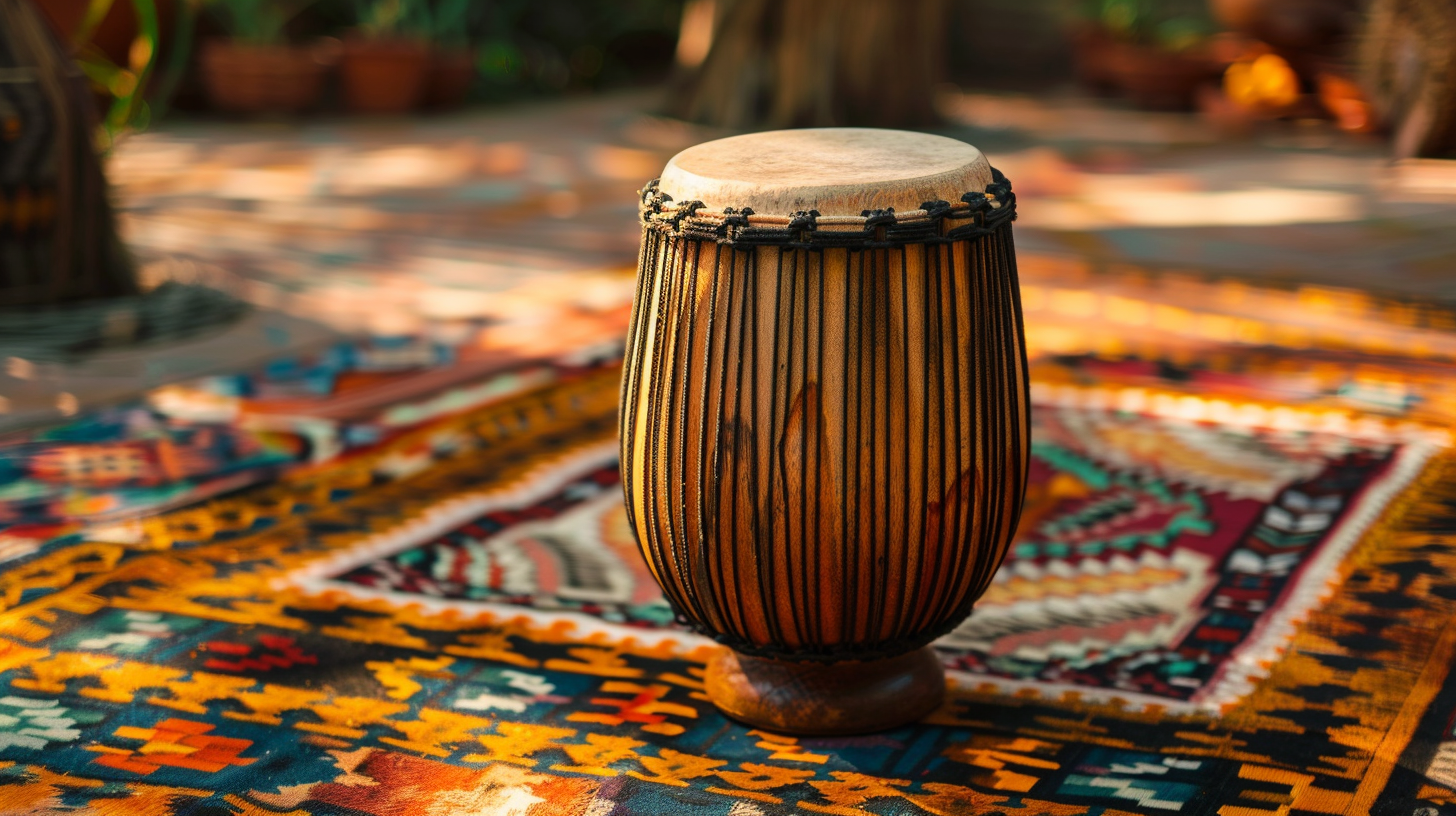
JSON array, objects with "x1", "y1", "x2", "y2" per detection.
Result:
[
  {"x1": 620, "y1": 222, "x2": 1029, "y2": 661},
  {"x1": 704, "y1": 645, "x2": 946, "y2": 735}
]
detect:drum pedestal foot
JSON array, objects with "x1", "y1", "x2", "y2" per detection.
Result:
[{"x1": 704, "y1": 645, "x2": 945, "y2": 735}]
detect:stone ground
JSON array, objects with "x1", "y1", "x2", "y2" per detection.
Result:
[
  {"x1": 7, "y1": 85, "x2": 1456, "y2": 429},
  {"x1": 112, "y1": 87, "x2": 1456, "y2": 313}
]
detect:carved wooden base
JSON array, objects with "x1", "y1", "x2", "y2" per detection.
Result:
[{"x1": 704, "y1": 646, "x2": 946, "y2": 735}]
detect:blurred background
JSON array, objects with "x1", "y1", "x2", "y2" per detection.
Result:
[{"x1": 4, "y1": 0, "x2": 1456, "y2": 532}]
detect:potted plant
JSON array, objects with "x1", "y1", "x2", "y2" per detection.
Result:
[
  {"x1": 340, "y1": 0, "x2": 431, "y2": 114},
  {"x1": 199, "y1": 0, "x2": 331, "y2": 115},
  {"x1": 421, "y1": 0, "x2": 475, "y2": 110}
]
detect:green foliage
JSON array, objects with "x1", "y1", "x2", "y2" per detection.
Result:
[
  {"x1": 462, "y1": 0, "x2": 682, "y2": 100},
  {"x1": 1083, "y1": 0, "x2": 1217, "y2": 49},
  {"x1": 204, "y1": 0, "x2": 320, "y2": 45},
  {"x1": 73, "y1": 0, "x2": 681, "y2": 132},
  {"x1": 220, "y1": 0, "x2": 681, "y2": 98},
  {"x1": 426, "y1": 0, "x2": 472, "y2": 46},
  {"x1": 71, "y1": 0, "x2": 172, "y2": 146},
  {"x1": 353, "y1": 0, "x2": 430, "y2": 38}
]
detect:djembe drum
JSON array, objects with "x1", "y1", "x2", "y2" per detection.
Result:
[{"x1": 621, "y1": 128, "x2": 1027, "y2": 734}]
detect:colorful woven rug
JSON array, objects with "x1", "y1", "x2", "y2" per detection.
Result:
[{"x1": 2, "y1": 343, "x2": 1456, "y2": 815}]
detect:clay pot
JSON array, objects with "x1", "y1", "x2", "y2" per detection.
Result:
[
  {"x1": 1075, "y1": 26, "x2": 1222, "y2": 110},
  {"x1": 423, "y1": 49, "x2": 476, "y2": 110},
  {"x1": 200, "y1": 40, "x2": 332, "y2": 115},
  {"x1": 1071, "y1": 24, "x2": 1121, "y2": 93},
  {"x1": 1210, "y1": 0, "x2": 1362, "y2": 54},
  {"x1": 1109, "y1": 41, "x2": 1221, "y2": 110},
  {"x1": 340, "y1": 37, "x2": 430, "y2": 114},
  {"x1": 37, "y1": 0, "x2": 176, "y2": 61}
]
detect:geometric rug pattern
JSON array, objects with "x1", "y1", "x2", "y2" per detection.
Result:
[
  {"x1": 312, "y1": 401, "x2": 1429, "y2": 712},
  {"x1": 2, "y1": 365, "x2": 1456, "y2": 814}
]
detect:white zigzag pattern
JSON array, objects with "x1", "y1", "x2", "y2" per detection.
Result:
[{"x1": 939, "y1": 549, "x2": 1213, "y2": 661}]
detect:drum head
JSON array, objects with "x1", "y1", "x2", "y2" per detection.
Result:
[{"x1": 657, "y1": 128, "x2": 993, "y2": 217}]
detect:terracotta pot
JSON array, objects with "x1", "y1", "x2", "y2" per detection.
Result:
[
  {"x1": 1210, "y1": 0, "x2": 1361, "y2": 53},
  {"x1": 1075, "y1": 26, "x2": 1221, "y2": 110},
  {"x1": 1110, "y1": 41, "x2": 1222, "y2": 110},
  {"x1": 423, "y1": 49, "x2": 476, "y2": 110},
  {"x1": 37, "y1": 0, "x2": 176, "y2": 61},
  {"x1": 340, "y1": 38, "x2": 430, "y2": 114},
  {"x1": 200, "y1": 40, "x2": 331, "y2": 115},
  {"x1": 1071, "y1": 24, "x2": 1121, "y2": 93}
]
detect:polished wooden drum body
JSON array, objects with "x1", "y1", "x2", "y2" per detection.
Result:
[{"x1": 621, "y1": 129, "x2": 1027, "y2": 734}]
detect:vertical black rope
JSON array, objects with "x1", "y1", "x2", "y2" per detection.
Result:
[
  {"x1": 671, "y1": 242, "x2": 707, "y2": 623},
  {"x1": 933, "y1": 237, "x2": 969, "y2": 630},
  {"x1": 937, "y1": 237, "x2": 957, "y2": 628},
  {"x1": 619, "y1": 227, "x2": 656, "y2": 537},
  {"x1": 985, "y1": 234, "x2": 1004, "y2": 608},
  {"x1": 812, "y1": 248, "x2": 826, "y2": 642},
  {"x1": 867, "y1": 244, "x2": 879, "y2": 641},
  {"x1": 803, "y1": 244, "x2": 815, "y2": 641},
  {"x1": 838, "y1": 246, "x2": 854, "y2": 646},
  {"x1": 624, "y1": 208, "x2": 1025, "y2": 660},
  {"x1": 979, "y1": 228, "x2": 1029, "y2": 597},
  {"x1": 728, "y1": 247, "x2": 754, "y2": 640},
  {"x1": 640, "y1": 232, "x2": 669, "y2": 608},
  {"x1": 695, "y1": 240, "x2": 726, "y2": 632},
  {"x1": 912, "y1": 240, "x2": 933, "y2": 635},
  {"x1": 961, "y1": 235, "x2": 987, "y2": 602},
  {"x1": 931, "y1": 238, "x2": 955, "y2": 626},
  {"x1": 989, "y1": 231, "x2": 1018, "y2": 597},
  {"x1": 892, "y1": 246, "x2": 916, "y2": 642},
  {"x1": 781, "y1": 246, "x2": 809, "y2": 647},
  {"x1": 970, "y1": 233, "x2": 1000, "y2": 601},
  {"x1": 868, "y1": 244, "x2": 881, "y2": 640},
  {"x1": 644, "y1": 234, "x2": 692, "y2": 617},
  {"x1": 849, "y1": 247, "x2": 865, "y2": 643},
  {"x1": 993, "y1": 231, "x2": 1017, "y2": 594},
  {"x1": 758, "y1": 248, "x2": 786, "y2": 646},
  {"x1": 1009, "y1": 228, "x2": 1031, "y2": 539}
]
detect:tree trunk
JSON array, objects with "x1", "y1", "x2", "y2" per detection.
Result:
[
  {"x1": 666, "y1": 0, "x2": 949, "y2": 130},
  {"x1": 1357, "y1": 0, "x2": 1456, "y2": 157}
]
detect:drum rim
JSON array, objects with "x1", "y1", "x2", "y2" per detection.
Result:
[{"x1": 638, "y1": 168, "x2": 1016, "y2": 249}]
